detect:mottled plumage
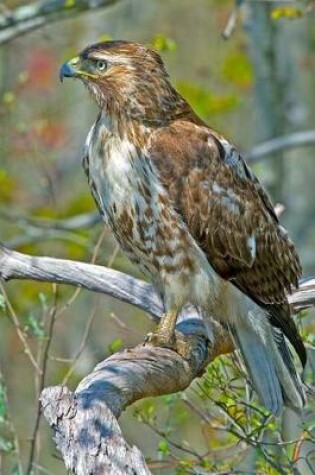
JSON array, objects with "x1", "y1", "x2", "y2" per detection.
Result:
[{"x1": 60, "y1": 41, "x2": 306, "y2": 414}]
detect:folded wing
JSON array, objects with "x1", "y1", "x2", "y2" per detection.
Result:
[{"x1": 149, "y1": 120, "x2": 305, "y2": 366}]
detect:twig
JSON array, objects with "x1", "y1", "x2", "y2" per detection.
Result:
[
  {"x1": 147, "y1": 460, "x2": 179, "y2": 470},
  {"x1": 107, "y1": 243, "x2": 120, "y2": 268},
  {"x1": 0, "y1": 281, "x2": 41, "y2": 373},
  {"x1": 0, "y1": 365, "x2": 24, "y2": 475},
  {"x1": 290, "y1": 277, "x2": 315, "y2": 312},
  {"x1": 246, "y1": 130, "x2": 315, "y2": 162},
  {"x1": 61, "y1": 307, "x2": 96, "y2": 385},
  {"x1": 5, "y1": 229, "x2": 90, "y2": 251},
  {"x1": 137, "y1": 416, "x2": 204, "y2": 462},
  {"x1": 0, "y1": 209, "x2": 101, "y2": 232},
  {"x1": 31, "y1": 463, "x2": 54, "y2": 475},
  {"x1": 26, "y1": 285, "x2": 58, "y2": 475},
  {"x1": 54, "y1": 225, "x2": 107, "y2": 321},
  {"x1": 110, "y1": 311, "x2": 143, "y2": 337},
  {"x1": 0, "y1": 0, "x2": 120, "y2": 45},
  {"x1": 222, "y1": 7, "x2": 239, "y2": 40},
  {"x1": 292, "y1": 431, "x2": 307, "y2": 463}
]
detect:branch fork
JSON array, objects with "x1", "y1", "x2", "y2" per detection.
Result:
[{"x1": 0, "y1": 243, "x2": 314, "y2": 473}]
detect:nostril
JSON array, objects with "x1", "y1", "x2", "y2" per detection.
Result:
[{"x1": 69, "y1": 57, "x2": 80, "y2": 66}]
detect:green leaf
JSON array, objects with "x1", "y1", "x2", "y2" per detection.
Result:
[
  {"x1": 0, "y1": 437, "x2": 13, "y2": 453},
  {"x1": 0, "y1": 170, "x2": 15, "y2": 202},
  {"x1": 24, "y1": 313, "x2": 45, "y2": 339},
  {"x1": 221, "y1": 51, "x2": 253, "y2": 89},
  {"x1": 108, "y1": 338, "x2": 124, "y2": 354},
  {"x1": 0, "y1": 377, "x2": 9, "y2": 425},
  {"x1": 11, "y1": 465, "x2": 20, "y2": 475},
  {"x1": 133, "y1": 400, "x2": 156, "y2": 424},
  {"x1": 177, "y1": 81, "x2": 238, "y2": 118},
  {"x1": 38, "y1": 292, "x2": 48, "y2": 313},
  {"x1": 98, "y1": 33, "x2": 113, "y2": 43},
  {"x1": 158, "y1": 439, "x2": 170, "y2": 456},
  {"x1": 2, "y1": 91, "x2": 15, "y2": 105},
  {"x1": 0, "y1": 293, "x2": 6, "y2": 311},
  {"x1": 176, "y1": 460, "x2": 195, "y2": 474},
  {"x1": 162, "y1": 393, "x2": 180, "y2": 405},
  {"x1": 149, "y1": 34, "x2": 177, "y2": 53},
  {"x1": 64, "y1": 0, "x2": 75, "y2": 8},
  {"x1": 271, "y1": 7, "x2": 303, "y2": 20}
]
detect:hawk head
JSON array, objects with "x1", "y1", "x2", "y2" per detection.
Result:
[{"x1": 59, "y1": 40, "x2": 188, "y2": 124}]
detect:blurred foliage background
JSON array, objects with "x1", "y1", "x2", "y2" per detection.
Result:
[{"x1": 0, "y1": 0, "x2": 315, "y2": 474}]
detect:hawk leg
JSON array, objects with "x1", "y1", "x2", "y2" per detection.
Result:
[{"x1": 145, "y1": 311, "x2": 192, "y2": 359}]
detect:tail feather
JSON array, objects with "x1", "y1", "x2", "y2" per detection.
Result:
[
  {"x1": 231, "y1": 312, "x2": 305, "y2": 415},
  {"x1": 232, "y1": 325, "x2": 284, "y2": 414},
  {"x1": 268, "y1": 302, "x2": 307, "y2": 368},
  {"x1": 272, "y1": 329, "x2": 306, "y2": 409}
]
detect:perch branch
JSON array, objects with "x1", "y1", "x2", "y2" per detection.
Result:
[
  {"x1": 0, "y1": 243, "x2": 314, "y2": 316},
  {"x1": 0, "y1": 242, "x2": 163, "y2": 320},
  {"x1": 40, "y1": 320, "x2": 229, "y2": 475},
  {"x1": 0, "y1": 0, "x2": 120, "y2": 45},
  {"x1": 1, "y1": 242, "x2": 314, "y2": 473}
]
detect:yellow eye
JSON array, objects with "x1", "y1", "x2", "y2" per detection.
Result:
[{"x1": 96, "y1": 60, "x2": 107, "y2": 71}]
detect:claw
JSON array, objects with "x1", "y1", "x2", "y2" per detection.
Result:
[
  {"x1": 144, "y1": 330, "x2": 176, "y2": 349},
  {"x1": 144, "y1": 330, "x2": 193, "y2": 359}
]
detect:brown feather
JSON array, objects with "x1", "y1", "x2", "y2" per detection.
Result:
[
  {"x1": 149, "y1": 121, "x2": 305, "y2": 364},
  {"x1": 72, "y1": 40, "x2": 305, "y2": 366}
]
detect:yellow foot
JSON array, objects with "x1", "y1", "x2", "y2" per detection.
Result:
[{"x1": 144, "y1": 330, "x2": 193, "y2": 359}]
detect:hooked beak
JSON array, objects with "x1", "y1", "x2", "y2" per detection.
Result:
[{"x1": 59, "y1": 57, "x2": 81, "y2": 82}]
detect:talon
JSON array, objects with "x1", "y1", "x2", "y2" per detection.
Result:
[
  {"x1": 144, "y1": 330, "x2": 176, "y2": 350},
  {"x1": 144, "y1": 330, "x2": 193, "y2": 360},
  {"x1": 143, "y1": 332, "x2": 153, "y2": 345},
  {"x1": 143, "y1": 311, "x2": 195, "y2": 358}
]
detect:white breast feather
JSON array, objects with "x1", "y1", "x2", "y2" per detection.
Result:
[{"x1": 85, "y1": 120, "x2": 260, "y2": 332}]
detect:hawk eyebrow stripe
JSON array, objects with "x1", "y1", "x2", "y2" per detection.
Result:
[{"x1": 85, "y1": 53, "x2": 131, "y2": 65}]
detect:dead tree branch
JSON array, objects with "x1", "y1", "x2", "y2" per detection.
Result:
[
  {"x1": 0, "y1": 242, "x2": 314, "y2": 473},
  {"x1": 0, "y1": 0, "x2": 120, "y2": 45},
  {"x1": 0, "y1": 243, "x2": 314, "y2": 316},
  {"x1": 0, "y1": 243, "x2": 162, "y2": 319},
  {"x1": 40, "y1": 329, "x2": 219, "y2": 475},
  {"x1": 246, "y1": 130, "x2": 315, "y2": 162},
  {"x1": 0, "y1": 208, "x2": 101, "y2": 231}
]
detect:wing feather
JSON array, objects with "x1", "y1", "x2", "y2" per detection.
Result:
[{"x1": 149, "y1": 121, "x2": 305, "y2": 365}]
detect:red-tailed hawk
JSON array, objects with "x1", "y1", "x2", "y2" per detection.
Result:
[{"x1": 60, "y1": 40, "x2": 306, "y2": 414}]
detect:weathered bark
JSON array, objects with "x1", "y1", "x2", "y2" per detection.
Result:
[
  {"x1": 40, "y1": 328, "x2": 222, "y2": 475},
  {"x1": 1, "y1": 244, "x2": 314, "y2": 315},
  {"x1": 40, "y1": 384, "x2": 151, "y2": 475},
  {"x1": 0, "y1": 242, "x2": 314, "y2": 472}
]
